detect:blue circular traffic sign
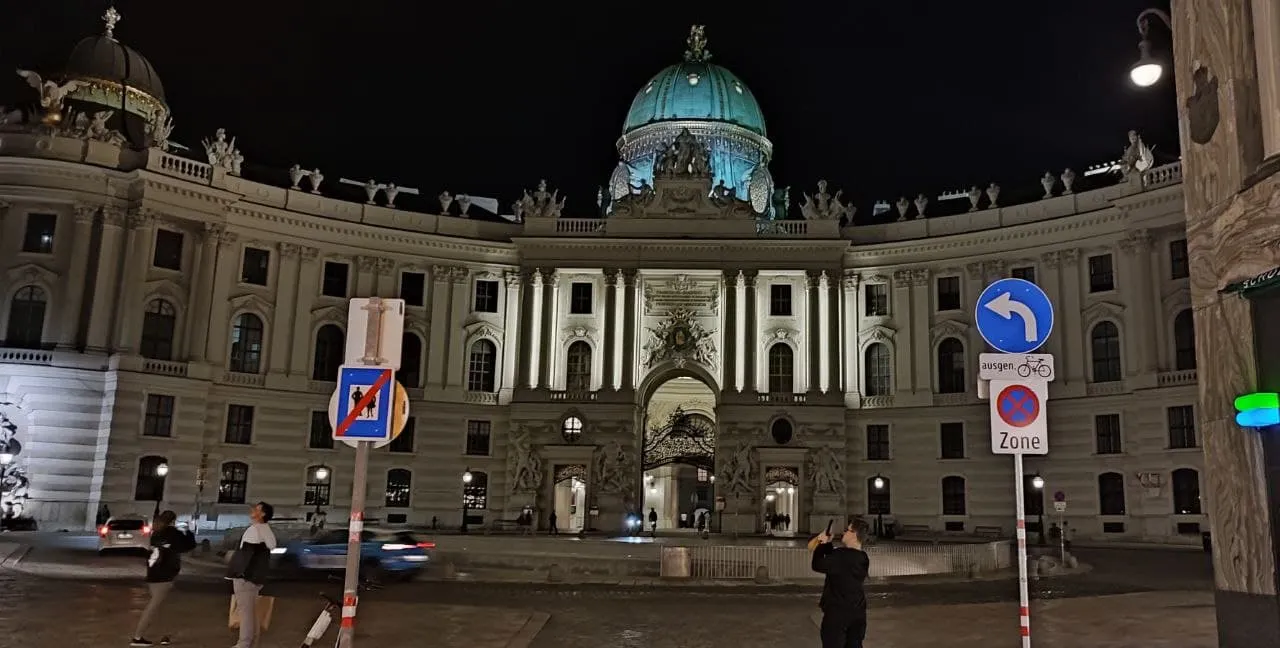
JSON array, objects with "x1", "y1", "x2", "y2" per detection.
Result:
[{"x1": 975, "y1": 278, "x2": 1054, "y2": 354}]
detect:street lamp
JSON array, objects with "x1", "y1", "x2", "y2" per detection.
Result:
[
  {"x1": 153, "y1": 462, "x2": 169, "y2": 518},
  {"x1": 1030, "y1": 473, "x2": 1046, "y2": 545},
  {"x1": 460, "y1": 468, "x2": 473, "y2": 534},
  {"x1": 871, "y1": 474, "x2": 887, "y2": 537},
  {"x1": 1130, "y1": 8, "x2": 1173, "y2": 87},
  {"x1": 311, "y1": 465, "x2": 330, "y2": 527}
]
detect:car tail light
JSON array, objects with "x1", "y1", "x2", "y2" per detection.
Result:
[
  {"x1": 380, "y1": 543, "x2": 415, "y2": 551},
  {"x1": 98, "y1": 526, "x2": 108, "y2": 536},
  {"x1": 142, "y1": 525, "x2": 152, "y2": 535},
  {"x1": 416, "y1": 542, "x2": 436, "y2": 549}
]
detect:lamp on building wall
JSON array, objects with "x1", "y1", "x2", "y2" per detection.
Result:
[
  {"x1": 461, "y1": 468, "x2": 473, "y2": 534},
  {"x1": 0, "y1": 440, "x2": 16, "y2": 509},
  {"x1": 1130, "y1": 8, "x2": 1173, "y2": 87},
  {"x1": 1030, "y1": 473, "x2": 1046, "y2": 545},
  {"x1": 311, "y1": 464, "x2": 330, "y2": 529},
  {"x1": 871, "y1": 474, "x2": 887, "y2": 537},
  {"x1": 153, "y1": 462, "x2": 169, "y2": 519}
]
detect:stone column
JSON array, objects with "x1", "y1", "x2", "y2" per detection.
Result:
[
  {"x1": 354, "y1": 256, "x2": 378, "y2": 297},
  {"x1": 602, "y1": 269, "x2": 619, "y2": 390},
  {"x1": 186, "y1": 223, "x2": 222, "y2": 362},
  {"x1": 55, "y1": 204, "x2": 98, "y2": 349},
  {"x1": 1119, "y1": 230, "x2": 1157, "y2": 379},
  {"x1": 501, "y1": 270, "x2": 522, "y2": 392},
  {"x1": 84, "y1": 207, "x2": 128, "y2": 353},
  {"x1": 621, "y1": 269, "x2": 639, "y2": 391},
  {"x1": 1059, "y1": 250, "x2": 1084, "y2": 384},
  {"x1": 841, "y1": 271, "x2": 859, "y2": 398},
  {"x1": 376, "y1": 258, "x2": 397, "y2": 298},
  {"x1": 963, "y1": 262, "x2": 988, "y2": 362},
  {"x1": 805, "y1": 270, "x2": 822, "y2": 394},
  {"x1": 538, "y1": 270, "x2": 560, "y2": 389},
  {"x1": 890, "y1": 270, "x2": 912, "y2": 395},
  {"x1": 519, "y1": 269, "x2": 542, "y2": 388},
  {"x1": 203, "y1": 229, "x2": 241, "y2": 365},
  {"x1": 445, "y1": 267, "x2": 471, "y2": 389},
  {"x1": 827, "y1": 271, "x2": 842, "y2": 392},
  {"x1": 113, "y1": 208, "x2": 158, "y2": 353},
  {"x1": 721, "y1": 268, "x2": 738, "y2": 392},
  {"x1": 909, "y1": 269, "x2": 931, "y2": 393},
  {"x1": 269, "y1": 243, "x2": 301, "y2": 375},
  {"x1": 288, "y1": 247, "x2": 320, "y2": 376},
  {"x1": 425, "y1": 265, "x2": 452, "y2": 389},
  {"x1": 1037, "y1": 252, "x2": 1065, "y2": 362},
  {"x1": 742, "y1": 270, "x2": 759, "y2": 393}
]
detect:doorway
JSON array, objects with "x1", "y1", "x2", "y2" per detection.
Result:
[
  {"x1": 641, "y1": 376, "x2": 717, "y2": 532},
  {"x1": 763, "y1": 467, "x2": 800, "y2": 536},
  {"x1": 552, "y1": 464, "x2": 587, "y2": 533}
]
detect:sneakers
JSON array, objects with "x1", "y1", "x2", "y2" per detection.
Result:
[
  {"x1": 130, "y1": 640, "x2": 153, "y2": 647},
  {"x1": 161, "y1": 638, "x2": 171, "y2": 646}
]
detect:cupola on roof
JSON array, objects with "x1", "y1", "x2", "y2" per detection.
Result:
[
  {"x1": 621, "y1": 26, "x2": 766, "y2": 137},
  {"x1": 64, "y1": 6, "x2": 165, "y2": 102}
]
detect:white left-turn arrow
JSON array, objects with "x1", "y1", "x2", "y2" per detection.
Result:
[{"x1": 985, "y1": 292, "x2": 1038, "y2": 342}]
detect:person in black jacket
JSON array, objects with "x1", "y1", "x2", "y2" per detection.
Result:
[
  {"x1": 131, "y1": 510, "x2": 196, "y2": 647},
  {"x1": 226, "y1": 501, "x2": 276, "y2": 648},
  {"x1": 810, "y1": 517, "x2": 871, "y2": 648}
]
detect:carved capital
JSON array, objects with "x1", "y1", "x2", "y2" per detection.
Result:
[
  {"x1": 431, "y1": 265, "x2": 453, "y2": 281},
  {"x1": 504, "y1": 270, "x2": 523, "y2": 287},
  {"x1": 73, "y1": 203, "x2": 100, "y2": 224},
  {"x1": 964, "y1": 262, "x2": 983, "y2": 281},
  {"x1": 544, "y1": 270, "x2": 561, "y2": 287},
  {"x1": 102, "y1": 206, "x2": 128, "y2": 228},
  {"x1": 842, "y1": 270, "x2": 859, "y2": 290},
  {"x1": 740, "y1": 269, "x2": 758, "y2": 288},
  {"x1": 355, "y1": 255, "x2": 378, "y2": 272},
  {"x1": 279, "y1": 242, "x2": 301, "y2": 258},
  {"x1": 300, "y1": 245, "x2": 320, "y2": 261},
  {"x1": 449, "y1": 266, "x2": 470, "y2": 284},
  {"x1": 1120, "y1": 229, "x2": 1153, "y2": 253},
  {"x1": 804, "y1": 270, "x2": 822, "y2": 289},
  {"x1": 603, "y1": 268, "x2": 620, "y2": 287},
  {"x1": 1061, "y1": 248, "x2": 1080, "y2": 266},
  {"x1": 526, "y1": 268, "x2": 544, "y2": 286},
  {"x1": 216, "y1": 230, "x2": 240, "y2": 249},
  {"x1": 983, "y1": 260, "x2": 1007, "y2": 280},
  {"x1": 1040, "y1": 251, "x2": 1061, "y2": 269},
  {"x1": 376, "y1": 258, "x2": 396, "y2": 276},
  {"x1": 127, "y1": 207, "x2": 156, "y2": 229}
]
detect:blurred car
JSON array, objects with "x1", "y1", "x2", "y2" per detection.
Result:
[
  {"x1": 272, "y1": 528, "x2": 434, "y2": 581},
  {"x1": 98, "y1": 515, "x2": 151, "y2": 554}
]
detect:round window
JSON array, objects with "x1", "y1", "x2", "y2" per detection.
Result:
[
  {"x1": 770, "y1": 418, "x2": 793, "y2": 445},
  {"x1": 562, "y1": 416, "x2": 584, "y2": 443}
]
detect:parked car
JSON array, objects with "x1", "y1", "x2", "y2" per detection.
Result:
[
  {"x1": 98, "y1": 515, "x2": 151, "y2": 554},
  {"x1": 272, "y1": 529, "x2": 434, "y2": 581}
]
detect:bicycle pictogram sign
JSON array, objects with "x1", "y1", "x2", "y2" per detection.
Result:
[{"x1": 996, "y1": 384, "x2": 1040, "y2": 428}]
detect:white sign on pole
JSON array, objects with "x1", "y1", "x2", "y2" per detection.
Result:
[
  {"x1": 1053, "y1": 501, "x2": 1067, "y2": 513},
  {"x1": 344, "y1": 298, "x2": 406, "y2": 369},
  {"x1": 989, "y1": 378, "x2": 1049, "y2": 455},
  {"x1": 978, "y1": 353, "x2": 1055, "y2": 382}
]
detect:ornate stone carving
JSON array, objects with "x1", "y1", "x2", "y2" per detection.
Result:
[
  {"x1": 1060, "y1": 249, "x2": 1080, "y2": 266},
  {"x1": 654, "y1": 127, "x2": 712, "y2": 180},
  {"x1": 1061, "y1": 168, "x2": 1076, "y2": 194},
  {"x1": 967, "y1": 186, "x2": 982, "y2": 212},
  {"x1": 101, "y1": 206, "x2": 128, "y2": 228},
  {"x1": 806, "y1": 445, "x2": 845, "y2": 495},
  {"x1": 61, "y1": 109, "x2": 125, "y2": 144},
  {"x1": 799, "y1": 180, "x2": 853, "y2": 221},
  {"x1": 913, "y1": 194, "x2": 928, "y2": 219},
  {"x1": 561, "y1": 325, "x2": 597, "y2": 343},
  {"x1": 514, "y1": 180, "x2": 565, "y2": 219},
  {"x1": 300, "y1": 246, "x2": 320, "y2": 261},
  {"x1": 593, "y1": 440, "x2": 635, "y2": 495},
  {"x1": 16, "y1": 69, "x2": 84, "y2": 126},
  {"x1": 1082, "y1": 301, "x2": 1126, "y2": 329},
  {"x1": 144, "y1": 111, "x2": 175, "y2": 151},
  {"x1": 740, "y1": 270, "x2": 757, "y2": 288},
  {"x1": 859, "y1": 273, "x2": 889, "y2": 285},
  {"x1": 891, "y1": 269, "x2": 912, "y2": 286},
  {"x1": 503, "y1": 270, "x2": 522, "y2": 287},
  {"x1": 603, "y1": 268, "x2": 619, "y2": 287},
  {"x1": 894, "y1": 197, "x2": 910, "y2": 221},
  {"x1": 6, "y1": 263, "x2": 59, "y2": 286},
  {"x1": 642, "y1": 308, "x2": 716, "y2": 369},
  {"x1": 717, "y1": 442, "x2": 757, "y2": 496},
  {"x1": 858, "y1": 324, "x2": 896, "y2": 343},
  {"x1": 507, "y1": 426, "x2": 544, "y2": 494},
  {"x1": 965, "y1": 262, "x2": 983, "y2": 281},
  {"x1": 449, "y1": 267, "x2": 470, "y2": 284},
  {"x1": 354, "y1": 256, "x2": 377, "y2": 273},
  {"x1": 376, "y1": 258, "x2": 396, "y2": 276},
  {"x1": 1120, "y1": 229, "x2": 1154, "y2": 252},
  {"x1": 930, "y1": 319, "x2": 969, "y2": 343},
  {"x1": 909, "y1": 269, "x2": 931, "y2": 287},
  {"x1": 73, "y1": 203, "x2": 99, "y2": 224},
  {"x1": 842, "y1": 270, "x2": 859, "y2": 290},
  {"x1": 1041, "y1": 251, "x2": 1062, "y2": 269},
  {"x1": 279, "y1": 243, "x2": 301, "y2": 258},
  {"x1": 983, "y1": 260, "x2": 1007, "y2": 280},
  {"x1": 986, "y1": 183, "x2": 1001, "y2": 208},
  {"x1": 126, "y1": 207, "x2": 155, "y2": 229},
  {"x1": 1040, "y1": 172, "x2": 1056, "y2": 199},
  {"x1": 438, "y1": 191, "x2": 453, "y2": 214},
  {"x1": 762, "y1": 327, "x2": 801, "y2": 345},
  {"x1": 202, "y1": 128, "x2": 244, "y2": 176},
  {"x1": 1120, "y1": 130, "x2": 1155, "y2": 178}
]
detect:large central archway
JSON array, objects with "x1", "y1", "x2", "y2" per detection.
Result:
[{"x1": 640, "y1": 374, "x2": 718, "y2": 532}]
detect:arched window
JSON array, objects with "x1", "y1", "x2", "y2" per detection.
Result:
[
  {"x1": 466, "y1": 339, "x2": 497, "y2": 392},
  {"x1": 385, "y1": 468, "x2": 412, "y2": 508},
  {"x1": 400, "y1": 332, "x2": 423, "y2": 388},
  {"x1": 5, "y1": 285, "x2": 47, "y2": 349},
  {"x1": 1090, "y1": 321, "x2": 1122, "y2": 382},
  {"x1": 864, "y1": 343, "x2": 891, "y2": 396},
  {"x1": 311, "y1": 324, "x2": 345, "y2": 381},
  {"x1": 868, "y1": 476, "x2": 891, "y2": 515},
  {"x1": 463, "y1": 470, "x2": 489, "y2": 511},
  {"x1": 1098, "y1": 472, "x2": 1126, "y2": 515},
  {"x1": 134, "y1": 455, "x2": 168, "y2": 501},
  {"x1": 229, "y1": 314, "x2": 264, "y2": 373},
  {"x1": 1173, "y1": 309, "x2": 1196, "y2": 371},
  {"x1": 941, "y1": 476, "x2": 967, "y2": 515},
  {"x1": 561, "y1": 416, "x2": 583, "y2": 442},
  {"x1": 936, "y1": 337, "x2": 965, "y2": 394},
  {"x1": 140, "y1": 299, "x2": 177, "y2": 360},
  {"x1": 1172, "y1": 468, "x2": 1202, "y2": 515},
  {"x1": 770, "y1": 418, "x2": 794, "y2": 444},
  {"x1": 767, "y1": 343, "x2": 794, "y2": 393},
  {"x1": 305, "y1": 465, "x2": 332, "y2": 507},
  {"x1": 218, "y1": 461, "x2": 249, "y2": 504},
  {"x1": 566, "y1": 341, "x2": 592, "y2": 391}
]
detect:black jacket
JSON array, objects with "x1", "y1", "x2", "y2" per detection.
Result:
[
  {"x1": 225, "y1": 542, "x2": 273, "y2": 585},
  {"x1": 146, "y1": 527, "x2": 196, "y2": 583},
  {"x1": 811, "y1": 543, "x2": 870, "y2": 616}
]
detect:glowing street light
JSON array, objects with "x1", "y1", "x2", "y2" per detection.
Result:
[
  {"x1": 1130, "y1": 8, "x2": 1173, "y2": 87},
  {"x1": 461, "y1": 468, "x2": 473, "y2": 534},
  {"x1": 152, "y1": 462, "x2": 169, "y2": 517}
]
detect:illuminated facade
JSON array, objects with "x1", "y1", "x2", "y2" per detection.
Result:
[{"x1": 0, "y1": 17, "x2": 1204, "y2": 543}]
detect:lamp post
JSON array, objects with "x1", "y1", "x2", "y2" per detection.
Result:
[
  {"x1": 153, "y1": 462, "x2": 169, "y2": 519},
  {"x1": 1129, "y1": 8, "x2": 1173, "y2": 87},
  {"x1": 312, "y1": 464, "x2": 330, "y2": 527},
  {"x1": 460, "y1": 468, "x2": 473, "y2": 534},
  {"x1": 1031, "y1": 473, "x2": 1046, "y2": 546},
  {"x1": 871, "y1": 474, "x2": 887, "y2": 537},
  {"x1": 0, "y1": 445, "x2": 14, "y2": 505}
]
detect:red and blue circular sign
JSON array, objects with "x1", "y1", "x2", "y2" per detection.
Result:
[{"x1": 996, "y1": 384, "x2": 1040, "y2": 428}]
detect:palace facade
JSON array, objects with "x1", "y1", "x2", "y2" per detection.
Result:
[{"x1": 0, "y1": 18, "x2": 1203, "y2": 542}]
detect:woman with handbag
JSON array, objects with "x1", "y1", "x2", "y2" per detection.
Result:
[{"x1": 225, "y1": 502, "x2": 276, "y2": 648}]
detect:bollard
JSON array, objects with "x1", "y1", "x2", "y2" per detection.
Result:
[
  {"x1": 547, "y1": 563, "x2": 565, "y2": 583},
  {"x1": 441, "y1": 561, "x2": 457, "y2": 580},
  {"x1": 753, "y1": 565, "x2": 770, "y2": 584}
]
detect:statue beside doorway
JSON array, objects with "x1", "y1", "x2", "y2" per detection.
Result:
[
  {"x1": 593, "y1": 441, "x2": 634, "y2": 495},
  {"x1": 718, "y1": 443, "x2": 757, "y2": 495},
  {"x1": 807, "y1": 445, "x2": 845, "y2": 495},
  {"x1": 508, "y1": 426, "x2": 544, "y2": 494}
]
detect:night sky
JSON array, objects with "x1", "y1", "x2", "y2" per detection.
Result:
[{"x1": 0, "y1": 1, "x2": 1178, "y2": 220}]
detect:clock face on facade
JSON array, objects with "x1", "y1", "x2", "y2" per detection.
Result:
[{"x1": 666, "y1": 324, "x2": 695, "y2": 352}]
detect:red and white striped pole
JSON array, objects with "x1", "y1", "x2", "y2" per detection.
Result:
[{"x1": 1013, "y1": 453, "x2": 1032, "y2": 647}]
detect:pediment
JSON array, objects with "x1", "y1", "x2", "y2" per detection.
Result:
[
  {"x1": 929, "y1": 318, "x2": 969, "y2": 342},
  {"x1": 761, "y1": 327, "x2": 801, "y2": 345},
  {"x1": 5, "y1": 263, "x2": 58, "y2": 286},
  {"x1": 404, "y1": 316, "x2": 429, "y2": 339},
  {"x1": 310, "y1": 304, "x2": 347, "y2": 326},
  {"x1": 858, "y1": 324, "x2": 896, "y2": 342},
  {"x1": 229, "y1": 293, "x2": 274, "y2": 318},
  {"x1": 464, "y1": 320, "x2": 502, "y2": 341},
  {"x1": 561, "y1": 325, "x2": 597, "y2": 343},
  {"x1": 1082, "y1": 300, "x2": 1126, "y2": 327},
  {"x1": 859, "y1": 273, "x2": 889, "y2": 285},
  {"x1": 143, "y1": 278, "x2": 185, "y2": 304}
]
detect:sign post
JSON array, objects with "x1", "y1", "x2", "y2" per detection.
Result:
[
  {"x1": 1052, "y1": 491, "x2": 1067, "y2": 563},
  {"x1": 976, "y1": 278, "x2": 1055, "y2": 648},
  {"x1": 328, "y1": 297, "x2": 406, "y2": 648}
]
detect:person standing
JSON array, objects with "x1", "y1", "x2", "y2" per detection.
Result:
[
  {"x1": 130, "y1": 510, "x2": 196, "y2": 646},
  {"x1": 548, "y1": 509, "x2": 558, "y2": 535},
  {"x1": 226, "y1": 502, "x2": 276, "y2": 648},
  {"x1": 810, "y1": 518, "x2": 871, "y2": 648},
  {"x1": 648, "y1": 507, "x2": 658, "y2": 535}
]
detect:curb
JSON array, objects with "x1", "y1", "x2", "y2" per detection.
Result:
[
  {"x1": 0, "y1": 544, "x2": 30, "y2": 567},
  {"x1": 506, "y1": 611, "x2": 551, "y2": 648}
]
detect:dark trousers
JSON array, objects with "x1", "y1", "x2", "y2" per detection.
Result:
[{"x1": 819, "y1": 611, "x2": 865, "y2": 648}]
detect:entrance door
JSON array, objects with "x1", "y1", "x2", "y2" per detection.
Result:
[{"x1": 552, "y1": 465, "x2": 587, "y2": 532}]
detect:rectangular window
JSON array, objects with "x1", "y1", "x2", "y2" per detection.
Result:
[
  {"x1": 1167, "y1": 405, "x2": 1197, "y2": 449},
  {"x1": 152, "y1": 230, "x2": 184, "y2": 270},
  {"x1": 321, "y1": 261, "x2": 350, "y2": 298},
  {"x1": 1169, "y1": 239, "x2": 1189, "y2": 279},
  {"x1": 1088, "y1": 254, "x2": 1115, "y2": 293},
  {"x1": 474, "y1": 280, "x2": 500, "y2": 313},
  {"x1": 400, "y1": 272, "x2": 426, "y2": 307},
  {"x1": 936, "y1": 276, "x2": 961, "y2": 311},
  {"x1": 21, "y1": 213, "x2": 56, "y2": 254},
  {"x1": 465, "y1": 420, "x2": 492, "y2": 456},
  {"x1": 866, "y1": 424, "x2": 890, "y2": 461},
  {"x1": 864, "y1": 284, "x2": 889, "y2": 316},
  {"x1": 569, "y1": 282, "x2": 593, "y2": 314},
  {"x1": 769, "y1": 284, "x2": 792, "y2": 316},
  {"x1": 940, "y1": 422, "x2": 965, "y2": 459},
  {"x1": 308, "y1": 411, "x2": 334, "y2": 450},
  {"x1": 1095, "y1": 414, "x2": 1123, "y2": 454},
  {"x1": 241, "y1": 247, "x2": 270, "y2": 285},
  {"x1": 389, "y1": 417, "x2": 415, "y2": 453},
  {"x1": 224, "y1": 405, "x2": 255, "y2": 444},
  {"x1": 1011, "y1": 266, "x2": 1036, "y2": 284},
  {"x1": 142, "y1": 394, "x2": 175, "y2": 437}
]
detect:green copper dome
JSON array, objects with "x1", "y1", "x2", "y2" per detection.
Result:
[{"x1": 621, "y1": 30, "x2": 766, "y2": 136}]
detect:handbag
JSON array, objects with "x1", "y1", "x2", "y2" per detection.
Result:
[{"x1": 228, "y1": 594, "x2": 276, "y2": 632}]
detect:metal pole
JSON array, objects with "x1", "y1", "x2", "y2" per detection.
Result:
[
  {"x1": 1013, "y1": 454, "x2": 1032, "y2": 647},
  {"x1": 337, "y1": 297, "x2": 386, "y2": 648},
  {"x1": 1059, "y1": 511, "x2": 1066, "y2": 563}
]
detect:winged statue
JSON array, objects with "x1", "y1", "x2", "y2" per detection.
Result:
[{"x1": 16, "y1": 69, "x2": 85, "y2": 125}]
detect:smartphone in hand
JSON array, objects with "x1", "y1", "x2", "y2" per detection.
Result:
[{"x1": 825, "y1": 519, "x2": 834, "y2": 537}]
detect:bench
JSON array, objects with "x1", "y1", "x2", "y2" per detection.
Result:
[{"x1": 974, "y1": 526, "x2": 1004, "y2": 539}]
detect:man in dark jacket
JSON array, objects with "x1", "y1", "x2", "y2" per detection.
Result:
[
  {"x1": 131, "y1": 510, "x2": 196, "y2": 646},
  {"x1": 227, "y1": 501, "x2": 276, "y2": 648},
  {"x1": 810, "y1": 517, "x2": 871, "y2": 648}
]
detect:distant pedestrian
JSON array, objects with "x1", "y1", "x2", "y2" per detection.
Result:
[
  {"x1": 548, "y1": 510, "x2": 558, "y2": 534},
  {"x1": 96, "y1": 503, "x2": 111, "y2": 527},
  {"x1": 810, "y1": 517, "x2": 871, "y2": 648},
  {"x1": 648, "y1": 508, "x2": 658, "y2": 534},
  {"x1": 131, "y1": 510, "x2": 196, "y2": 647},
  {"x1": 226, "y1": 501, "x2": 276, "y2": 648}
]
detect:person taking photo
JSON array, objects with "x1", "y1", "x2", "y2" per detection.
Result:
[
  {"x1": 131, "y1": 510, "x2": 196, "y2": 646},
  {"x1": 809, "y1": 517, "x2": 871, "y2": 648}
]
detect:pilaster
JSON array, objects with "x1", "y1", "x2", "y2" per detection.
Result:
[
  {"x1": 84, "y1": 206, "x2": 127, "y2": 353},
  {"x1": 841, "y1": 271, "x2": 859, "y2": 400},
  {"x1": 1037, "y1": 252, "x2": 1065, "y2": 362},
  {"x1": 1059, "y1": 249, "x2": 1084, "y2": 384},
  {"x1": 890, "y1": 270, "x2": 912, "y2": 396},
  {"x1": 602, "y1": 268, "x2": 619, "y2": 390},
  {"x1": 721, "y1": 268, "x2": 738, "y2": 393},
  {"x1": 288, "y1": 246, "x2": 320, "y2": 376},
  {"x1": 1120, "y1": 230, "x2": 1157, "y2": 383},
  {"x1": 538, "y1": 270, "x2": 560, "y2": 388},
  {"x1": 269, "y1": 243, "x2": 302, "y2": 375},
  {"x1": 909, "y1": 269, "x2": 931, "y2": 393},
  {"x1": 520, "y1": 269, "x2": 543, "y2": 388},
  {"x1": 445, "y1": 266, "x2": 471, "y2": 389},
  {"x1": 741, "y1": 270, "x2": 758, "y2": 393},
  {"x1": 501, "y1": 270, "x2": 522, "y2": 395},
  {"x1": 187, "y1": 223, "x2": 223, "y2": 362},
  {"x1": 354, "y1": 256, "x2": 378, "y2": 297},
  {"x1": 55, "y1": 204, "x2": 98, "y2": 349},
  {"x1": 376, "y1": 258, "x2": 397, "y2": 298},
  {"x1": 203, "y1": 227, "x2": 240, "y2": 364},
  {"x1": 963, "y1": 262, "x2": 988, "y2": 368},
  {"x1": 827, "y1": 271, "x2": 842, "y2": 392},
  {"x1": 621, "y1": 269, "x2": 639, "y2": 390},
  {"x1": 805, "y1": 270, "x2": 822, "y2": 394},
  {"x1": 425, "y1": 265, "x2": 452, "y2": 389}
]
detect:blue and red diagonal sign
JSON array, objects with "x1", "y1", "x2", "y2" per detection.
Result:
[{"x1": 333, "y1": 366, "x2": 394, "y2": 441}]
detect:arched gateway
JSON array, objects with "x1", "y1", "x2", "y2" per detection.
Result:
[{"x1": 637, "y1": 368, "x2": 719, "y2": 532}]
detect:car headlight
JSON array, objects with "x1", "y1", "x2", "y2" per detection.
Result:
[{"x1": 270, "y1": 547, "x2": 287, "y2": 555}]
